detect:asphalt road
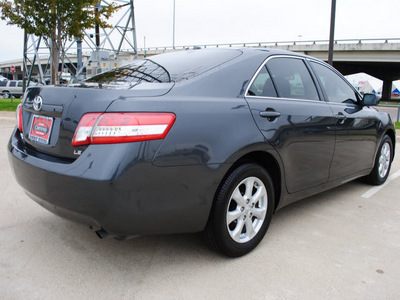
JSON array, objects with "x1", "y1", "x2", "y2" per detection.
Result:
[{"x1": 1, "y1": 113, "x2": 399, "y2": 300}]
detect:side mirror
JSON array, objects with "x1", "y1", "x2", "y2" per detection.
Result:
[{"x1": 362, "y1": 93, "x2": 379, "y2": 106}]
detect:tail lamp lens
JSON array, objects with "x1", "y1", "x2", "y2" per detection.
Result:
[
  {"x1": 72, "y1": 112, "x2": 176, "y2": 146},
  {"x1": 16, "y1": 104, "x2": 23, "y2": 132}
]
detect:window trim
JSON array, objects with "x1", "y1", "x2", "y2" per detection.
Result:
[
  {"x1": 247, "y1": 65, "x2": 277, "y2": 98},
  {"x1": 245, "y1": 55, "x2": 323, "y2": 103},
  {"x1": 307, "y1": 59, "x2": 362, "y2": 105}
]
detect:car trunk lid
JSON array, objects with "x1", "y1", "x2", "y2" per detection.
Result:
[{"x1": 20, "y1": 83, "x2": 173, "y2": 161}]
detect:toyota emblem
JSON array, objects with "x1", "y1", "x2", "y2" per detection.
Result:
[{"x1": 33, "y1": 96, "x2": 43, "y2": 111}]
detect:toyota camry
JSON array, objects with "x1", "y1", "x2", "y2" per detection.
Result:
[{"x1": 8, "y1": 48, "x2": 395, "y2": 257}]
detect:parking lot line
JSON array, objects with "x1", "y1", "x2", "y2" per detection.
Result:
[{"x1": 361, "y1": 169, "x2": 400, "y2": 199}]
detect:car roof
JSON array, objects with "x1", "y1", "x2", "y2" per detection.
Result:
[{"x1": 237, "y1": 47, "x2": 315, "y2": 59}]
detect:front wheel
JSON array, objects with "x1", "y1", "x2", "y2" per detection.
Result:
[
  {"x1": 202, "y1": 163, "x2": 275, "y2": 257},
  {"x1": 2, "y1": 91, "x2": 10, "y2": 99},
  {"x1": 364, "y1": 135, "x2": 393, "y2": 185}
]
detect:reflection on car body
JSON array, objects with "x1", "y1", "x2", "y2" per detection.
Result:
[{"x1": 8, "y1": 48, "x2": 395, "y2": 257}]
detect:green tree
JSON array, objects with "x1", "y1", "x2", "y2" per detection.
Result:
[{"x1": 0, "y1": 0, "x2": 117, "y2": 84}]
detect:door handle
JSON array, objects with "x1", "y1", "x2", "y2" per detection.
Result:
[
  {"x1": 335, "y1": 112, "x2": 346, "y2": 120},
  {"x1": 260, "y1": 111, "x2": 281, "y2": 118}
]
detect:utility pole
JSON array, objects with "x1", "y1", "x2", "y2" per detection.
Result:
[
  {"x1": 328, "y1": 0, "x2": 336, "y2": 66},
  {"x1": 95, "y1": 3, "x2": 100, "y2": 49}
]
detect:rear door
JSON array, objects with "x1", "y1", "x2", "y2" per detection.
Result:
[
  {"x1": 309, "y1": 61, "x2": 378, "y2": 180},
  {"x1": 245, "y1": 56, "x2": 336, "y2": 194}
]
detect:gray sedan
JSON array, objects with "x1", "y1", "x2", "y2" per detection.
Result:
[{"x1": 8, "y1": 48, "x2": 395, "y2": 256}]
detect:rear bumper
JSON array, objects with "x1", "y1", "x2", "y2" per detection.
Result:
[{"x1": 8, "y1": 128, "x2": 219, "y2": 237}]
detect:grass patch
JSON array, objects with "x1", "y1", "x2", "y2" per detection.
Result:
[
  {"x1": 380, "y1": 102, "x2": 400, "y2": 106},
  {"x1": 0, "y1": 98, "x2": 22, "y2": 111},
  {"x1": 395, "y1": 122, "x2": 400, "y2": 130}
]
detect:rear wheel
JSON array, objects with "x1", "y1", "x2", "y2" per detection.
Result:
[
  {"x1": 202, "y1": 163, "x2": 274, "y2": 257},
  {"x1": 364, "y1": 135, "x2": 393, "y2": 185}
]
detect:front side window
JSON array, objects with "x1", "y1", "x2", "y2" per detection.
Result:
[
  {"x1": 267, "y1": 57, "x2": 319, "y2": 101},
  {"x1": 310, "y1": 61, "x2": 358, "y2": 104},
  {"x1": 247, "y1": 66, "x2": 277, "y2": 97}
]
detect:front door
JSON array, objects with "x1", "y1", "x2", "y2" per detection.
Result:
[{"x1": 309, "y1": 61, "x2": 378, "y2": 181}]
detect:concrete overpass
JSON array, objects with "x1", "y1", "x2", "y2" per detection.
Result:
[
  {"x1": 141, "y1": 38, "x2": 400, "y2": 100},
  {"x1": 1, "y1": 38, "x2": 399, "y2": 100}
]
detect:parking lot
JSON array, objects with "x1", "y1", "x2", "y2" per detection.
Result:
[{"x1": 1, "y1": 112, "x2": 399, "y2": 300}]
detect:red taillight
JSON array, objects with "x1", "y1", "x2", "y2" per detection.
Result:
[
  {"x1": 71, "y1": 113, "x2": 101, "y2": 146},
  {"x1": 72, "y1": 112, "x2": 176, "y2": 146},
  {"x1": 16, "y1": 104, "x2": 23, "y2": 132}
]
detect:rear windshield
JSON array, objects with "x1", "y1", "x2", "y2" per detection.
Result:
[
  {"x1": 151, "y1": 49, "x2": 242, "y2": 81},
  {"x1": 85, "y1": 59, "x2": 170, "y2": 87},
  {"x1": 86, "y1": 49, "x2": 242, "y2": 87}
]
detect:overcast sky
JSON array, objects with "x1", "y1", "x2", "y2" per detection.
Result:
[{"x1": 0, "y1": 0, "x2": 399, "y2": 62}]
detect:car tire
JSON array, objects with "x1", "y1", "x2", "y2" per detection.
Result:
[
  {"x1": 364, "y1": 134, "x2": 393, "y2": 185},
  {"x1": 2, "y1": 91, "x2": 10, "y2": 98},
  {"x1": 202, "y1": 163, "x2": 274, "y2": 257}
]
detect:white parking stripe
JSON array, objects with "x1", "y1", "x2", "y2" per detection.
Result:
[{"x1": 361, "y1": 169, "x2": 400, "y2": 199}]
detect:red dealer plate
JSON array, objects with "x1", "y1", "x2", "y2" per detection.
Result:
[{"x1": 29, "y1": 115, "x2": 54, "y2": 144}]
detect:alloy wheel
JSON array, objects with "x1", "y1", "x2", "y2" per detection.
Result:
[
  {"x1": 226, "y1": 176, "x2": 267, "y2": 243},
  {"x1": 378, "y1": 141, "x2": 391, "y2": 178}
]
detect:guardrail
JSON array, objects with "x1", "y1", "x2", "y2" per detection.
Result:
[
  {"x1": 378, "y1": 105, "x2": 400, "y2": 122},
  {"x1": 138, "y1": 38, "x2": 400, "y2": 52}
]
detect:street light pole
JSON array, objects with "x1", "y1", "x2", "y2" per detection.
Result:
[
  {"x1": 328, "y1": 0, "x2": 336, "y2": 66},
  {"x1": 144, "y1": 36, "x2": 146, "y2": 58},
  {"x1": 173, "y1": 0, "x2": 176, "y2": 48},
  {"x1": 130, "y1": 0, "x2": 138, "y2": 59}
]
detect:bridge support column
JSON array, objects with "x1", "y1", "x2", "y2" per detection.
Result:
[{"x1": 381, "y1": 80, "x2": 393, "y2": 101}]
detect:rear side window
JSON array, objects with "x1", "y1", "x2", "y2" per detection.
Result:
[
  {"x1": 17, "y1": 81, "x2": 23, "y2": 87},
  {"x1": 267, "y1": 57, "x2": 319, "y2": 101},
  {"x1": 247, "y1": 66, "x2": 277, "y2": 97},
  {"x1": 9, "y1": 81, "x2": 16, "y2": 87},
  {"x1": 310, "y1": 61, "x2": 358, "y2": 104}
]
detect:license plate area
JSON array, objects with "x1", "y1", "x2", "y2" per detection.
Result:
[{"x1": 29, "y1": 115, "x2": 54, "y2": 145}]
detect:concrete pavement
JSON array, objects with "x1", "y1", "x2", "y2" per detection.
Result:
[{"x1": 0, "y1": 113, "x2": 399, "y2": 300}]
